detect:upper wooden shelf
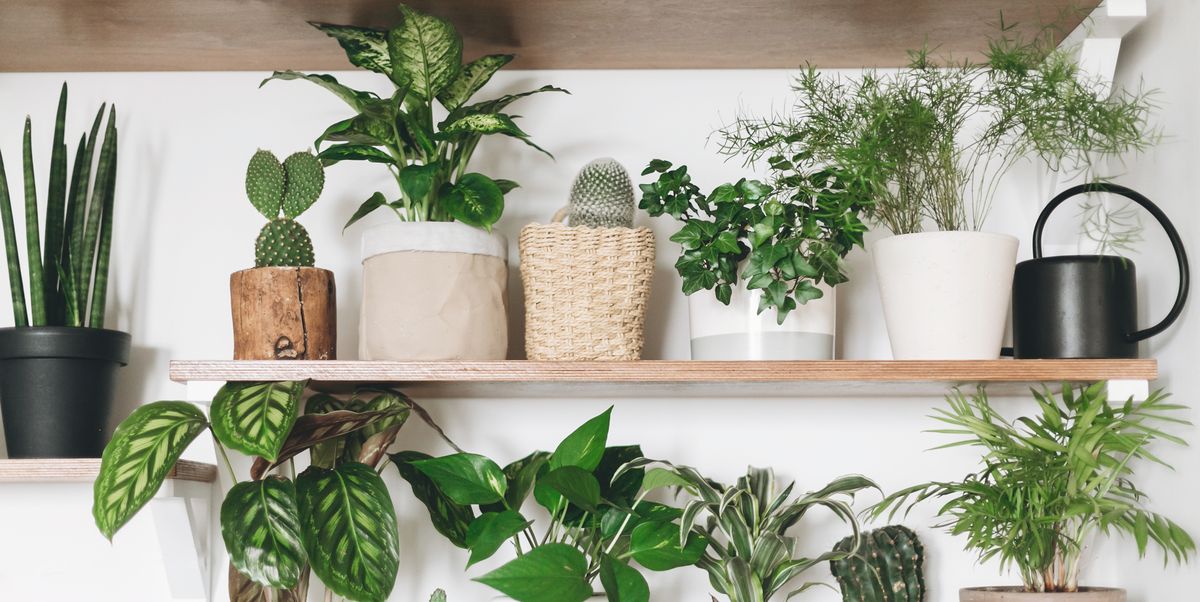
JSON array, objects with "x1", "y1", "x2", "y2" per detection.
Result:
[
  {"x1": 0, "y1": 459, "x2": 217, "y2": 483},
  {"x1": 0, "y1": 0, "x2": 1098, "y2": 72},
  {"x1": 170, "y1": 359, "x2": 1156, "y2": 399}
]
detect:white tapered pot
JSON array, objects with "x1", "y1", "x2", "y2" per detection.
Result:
[
  {"x1": 688, "y1": 282, "x2": 836, "y2": 360},
  {"x1": 359, "y1": 222, "x2": 508, "y2": 360},
  {"x1": 872, "y1": 231, "x2": 1018, "y2": 360}
]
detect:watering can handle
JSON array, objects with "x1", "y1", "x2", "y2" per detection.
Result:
[{"x1": 1032, "y1": 183, "x2": 1190, "y2": 343}]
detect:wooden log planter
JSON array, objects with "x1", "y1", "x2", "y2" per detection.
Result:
[{"x1": 230, "y1": 267, "x2": 336, "y2": 360}]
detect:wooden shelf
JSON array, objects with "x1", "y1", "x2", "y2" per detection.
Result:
[
  {"x1": 0, "y1": 459, "x2": 217, "y2": 483},
  {"x1": 170, "y1": 359, "x2": 1156, "y2": 399},
  {"x1": 0, "y1": 0, "x2": 1098, "y2": 72}
]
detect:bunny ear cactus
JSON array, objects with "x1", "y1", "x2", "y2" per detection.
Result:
[
  {"x1": 261, "y1": 3, "x2": 568, "y2": 232},
  {"x1": 245, "y1": 150, "x2": 324, "y2": 268},
  {"x1": 568, "y1": 158, "x2": 636, "y2": 228},
  {"x1": 830, "y1": 525, "x2": 926, "y2": 602}
]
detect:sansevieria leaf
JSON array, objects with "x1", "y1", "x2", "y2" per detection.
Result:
[
  {"x1": 221, "y1": 476, "x2": 306, "y2": 588},
  {"x1": 210, "y1": 381, "x2": 306, "y2": 461},
  {"x1": 297, "y1": 463, "x2": 400, "y2": 602},
  {"x1": 93, "y1": 401, "x2": 208, "y2": 540},
  {"x1": 436, "y1": 54, "x2": 514, "y2": 111},
  {"x1": 387, "y1": 5, "x2": 462, "y2": 99}
]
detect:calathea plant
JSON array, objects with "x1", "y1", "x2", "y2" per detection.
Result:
[
  {"x1": 640, "y1": 159, "x2": 872, "y2": 323},
  {"x1": 616, "y1": 461, "x2": 878, "y2": 602},
  {"x1": 93, "y1": 382, "x2": 453, "y2": 602},
  {"x1": 263, "y1": 3, "x2": 566, "y2": 232},
  {"x1": 872, "y1": 383, "x2": 1194, "y2": 593},
  {"x1": 392, "y1": 407, "x2": 707, "y2": 602}
]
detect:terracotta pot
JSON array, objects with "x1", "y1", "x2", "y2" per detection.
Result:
[
  {"x1": 960, "y1": 587, "x2": 1126, "y2": 602},
  {"x1": 230, "y1": 266, "x2": 337, "y2": 360}
]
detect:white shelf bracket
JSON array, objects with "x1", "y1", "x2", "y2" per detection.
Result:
[
  {"x1": 1062, "y1": 0, "x2": 1147, "y2": 95},
  {"x1": 1106, "y1": 379, "x2": 1151, "y2": 401}
]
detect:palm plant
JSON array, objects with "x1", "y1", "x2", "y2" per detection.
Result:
[
  {"x1": 0, "y1": 83, "x2": 118, "y2": 328},
  {"x1": 622, "y1": 461, "x2": 878, "y2": 601},
  {"x1": 872, "y1": 383, "x2": 1194, "y2": 592}
]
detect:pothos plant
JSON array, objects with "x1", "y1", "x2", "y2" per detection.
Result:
[
  {"x1": 640, "y1": 159, "x2": 872, "y2": 323},
  {"x1": 872, "y1": 383, "x2": 1194, "y2": 593},
  {"x1": 391, "y1": 407, "x2": 708, "y2": 602},
  {"x1": 263, "y1": 3, "x2": 567, "y2": 232},
  {"x1": 618, "y1": 461, "x2": 878, "y2": 602},
  {"x1": 93, "y1": 381, "x2": 455, "y2": 602}
]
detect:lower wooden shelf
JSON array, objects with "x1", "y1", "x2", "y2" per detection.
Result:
[{"x1": 0, "y1": 458, "x2": 217, "y2": 483}]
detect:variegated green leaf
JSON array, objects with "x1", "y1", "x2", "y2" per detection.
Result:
[
  {"x1": 93, "y1": 401, "x2": 208, "y2": 540},
  {"x1": 441, "y1": 173, "x2": 503, "y2": 230},
  {"x1": 387, "y1": 5, "x2": 462, "y2": 99},
  {"x1": 210, "y1": 381, "x2": 306, "y2": 461},
  {"x1": 452, "y1": 85, "x2": 570, "y2": 120},
  {"x1": 260, "y1": 71, "x2": 377, "y2": 111},
  {"x1": 317, "y1": 144, "x2": 395, "y2": 166},
  {"x1": 297, "y1": 463, "x2": 400, "y2": 602},
  {"x1": 309, "y1": 23, "x2": 392, "y2": 75},
  {"x1": 392, "y1": 451, "x2": 476, "y2": 548},
  {"x1": 221, "y1": 476, "x2": 305, "y2": 588},
  {"x1": 250, "y1": 406, "x2": 409, "y2": 480},
  {"x1": 439, "y1": 112, "x2": 526, "y2": 138},
  {"x1": 436, "y1": 54, "x2": 514, "y2": 111}
]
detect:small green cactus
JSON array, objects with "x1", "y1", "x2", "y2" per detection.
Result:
[
  {"x1": 830, "y1": 525, "x2": 926, "y2": 602},
  {"x1": 245, "y1": 149, "x2": 324, "y2": 267},
  {"x1": 568, "y1": 158, "x2": 635, "y2": 228}
]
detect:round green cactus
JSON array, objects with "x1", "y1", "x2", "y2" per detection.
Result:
[
  {"x1": 255, "y1": 219, "x2": 315, "y2": 267},
  {"x1": 568, "y1": 158, "x2": 635, "y2": 228},
  {"x1": 830, "y1": 525, "x2": 926, "y2": 602}
]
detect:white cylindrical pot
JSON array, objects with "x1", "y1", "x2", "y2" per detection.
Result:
[
  {"x1": 688, "y1": 282, "x2": 836, "y2": 360},
  {"x1": 872, "y1": 231, "x2": 1018, "y2": 360},
  {"x1": 360, "y1": 222, "x2": 508, "y2": 360}
]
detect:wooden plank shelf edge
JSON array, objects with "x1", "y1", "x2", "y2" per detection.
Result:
[{"x1": 0, "y1": 459, "x2": 218, "y2": 483}]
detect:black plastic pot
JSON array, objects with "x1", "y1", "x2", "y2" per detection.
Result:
[
  {"x1": 1012, "y1": 183, "x2": 1189, "y2": 359},
  {"x1": 0, "y1": 327, "x2": 131, "y2": 458}
]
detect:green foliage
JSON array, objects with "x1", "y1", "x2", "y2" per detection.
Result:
[
  {"x1": 569, "y1": 158, "x2": 637, "y2": 228},
  {"x1": 245, "y1": 150, "x2": 325, "y2": 267},
  {"x1": 394, "y1": 407, "x2": 697, "y2": 602},
  {"x1": 626, "y1": 462, "x2": 877, "y2": 602},
  {"x1": 263, "y1": 3, "x2": 567, "y2": 231},
  {"x1": 641, "y1": 159, "x2": 870, "y2": 324},
  {"x1": 95, "y1": 385, "x2": 454, "y2": 602},
  {"x1": 872, "y1": 383, "x2": 1194, "y2": 592},
  {"x1": 830, "y1": 525, "x2": 925, "y2": 602},
  {"x1": 719, "y1": 28, "x2": 1158, "y2": 235},
  {"x1": 0, "y1": 83, "x2": 119, "y2": 328}
]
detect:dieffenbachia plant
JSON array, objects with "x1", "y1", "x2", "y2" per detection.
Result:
[
  {"x1": 0, "y1": 83, "x2": 119, "y2": 328},
  {"x1": 392, "y1": 407, "x2": 707, "y2": 602},
  {"x1": 639, "y1": 159, "x2": 872, "y2": 324},
  {"x1": 617, "y1": 461, "x2": 878, "y2": 602},
  {"x1": 93, "y1": 382, "x2": 455, "y2": 602},
  {"x1": 262, "y1": 3, "x2": 567, "y2": 232}
]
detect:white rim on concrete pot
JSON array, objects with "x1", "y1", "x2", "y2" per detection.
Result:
[
  {"x1": 360, "y1": 222, "x2": 509, "y2": 360},
  {"x1": 872, "y1": 231, "x2": 1018, "y2": 360},
  {"x1": 960, "y1": 587, "x2": 1126, "y2": 602},
  {"x1": 688, "y1": 282, "x2": 836, "y2": 360}
]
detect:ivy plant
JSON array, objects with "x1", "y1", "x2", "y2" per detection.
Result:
[
  {"x1": 392, "y1": 407, "x2": 706, "y2": 602},
  {"x1": 640, "y1": 159, "x2": 872, "y2": 324},
  {"x1": 93, "y1": 383, "x2": 452, "y2": 602},
  {"x1": 262, "y1": 4, "x2": 567, "y2": 232}
]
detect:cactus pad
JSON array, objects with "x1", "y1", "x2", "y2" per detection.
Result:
[
  {"x1": 282, "y1": 151, "x2": 325, "y2": 218},
  {"x1": 830, "y1": 525, "x2": 926, "y2": 602},
  {"x1": 255, "y1": 219, "x2": 315, "y2": 267},
  {"x1": 568, "y1": 157, "x2": 636, "y2": 228},
  {"x1": 246, "y1": 150, "x2": 286, "y2": 219}
]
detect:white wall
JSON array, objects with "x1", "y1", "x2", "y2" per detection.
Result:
[{"x1": 0, "y1": 0, "x2": 1194, "y2": 599}]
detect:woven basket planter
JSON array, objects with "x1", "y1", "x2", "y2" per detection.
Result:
[{"x1": 519, "y1": 216, "x2": 655, "y2": 360}]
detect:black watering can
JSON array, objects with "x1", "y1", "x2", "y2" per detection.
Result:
[{"x1": 1011, "y1": 183, "x2": 1189, "y2": 359}]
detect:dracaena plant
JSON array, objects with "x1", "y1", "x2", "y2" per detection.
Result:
[
  {"x1": 639, "y1": 159, "x2": 872, "y2": 323},
  {"x1": 93, "y1": 382, "x2": 454, "y2": 602},
  {"x1": 618, "y1": 462, "x2": 877, "y2": 602},
  {"x1": 0, "y1": 83, "x2": 118, "y2": 328},
  {"x1": 263, "y1": 4, "x2": 567, "y2": 232},
  {"x1": 392, "y1": 407, "x2": 707, "y2": 602},
  {"x1": 872, "y1": 383, "x2": 1195, "y2": 593}
]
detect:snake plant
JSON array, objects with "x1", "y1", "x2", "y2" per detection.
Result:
[{"x1": 0, "y1": 83, "x2": 118, "y2": 328}]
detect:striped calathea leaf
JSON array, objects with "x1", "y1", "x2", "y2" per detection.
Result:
[
  {"x1": 92, "y1": 401, "x2": 209, "y2": 540},
  {"x1": 228, "y1": 562, "x2": 310, "y2": 602},
  {"x1": 210, "y1": 381, "x2": 307, "y2": 461},
  {"x1": 221, "y1": 476, "x2": 306, "y2": 588},
  {"x1": 297, "y1": 462, "x2": 400, "y2": 602}
]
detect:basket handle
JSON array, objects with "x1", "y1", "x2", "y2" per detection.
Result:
[{"x1": 551, "y1": 206, "x2": 570, "y2": 224}]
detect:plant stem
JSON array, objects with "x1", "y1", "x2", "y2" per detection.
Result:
[{"x1": 214, "y1": 438, "x2": 238, "y2": 485}]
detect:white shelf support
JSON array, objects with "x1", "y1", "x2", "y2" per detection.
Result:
[
  {"x1": 1106, "y1": 379, "x2": 1151, "y2": 401},
  {"x1": 1064, "y1": 0, "x2": 1148, "y2": 94}
]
